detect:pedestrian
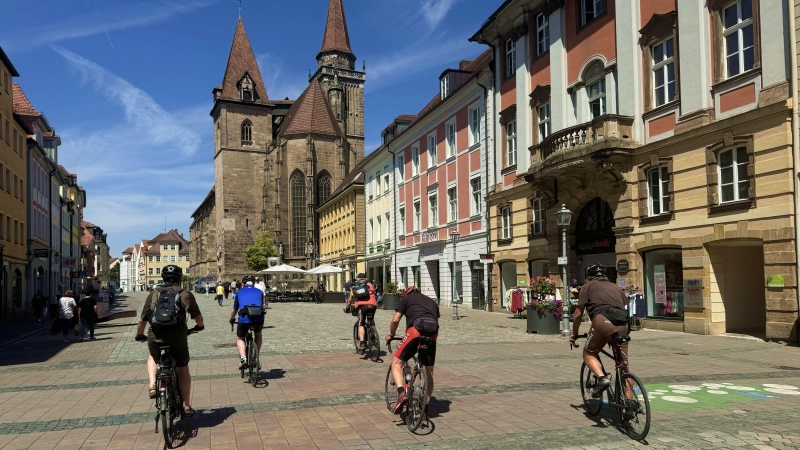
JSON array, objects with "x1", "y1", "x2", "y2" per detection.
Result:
[
  {"x1": 216, "y1": 283, "x2": 225, "y2": 306},
  {"x1": 231, "y1": 279, "x2": 238, "y2": 297},
  {"x1": 32, "y1": 290, "x2": 46, "y2": 322},
  {"x1": 49, "y1": 293, "x2": 60, "y2": 323},
  {"x1": 224, "y1": 281, "x2": 231, "y2": 301},
  {"x1": 78, "y1": 293, "x2": 98, "y2": 341},
  {"x1": 58, "y1": 290, "x2": 77, "y2": 342},
  {"x1": 204, "y1": 282, "x2": 209, "y2": 298}
]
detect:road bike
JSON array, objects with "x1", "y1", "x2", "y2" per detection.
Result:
[
  {"x1": 149, "y1": 327, "x2": 201, "y2": 449},
  {"x1": 385, "y1": 336, "x2": 431, "y2": 432},
  {"x1": 571, "y1": 333, "x2": 651, "y2": 441},
  {"x1": 232, "y1": 321, "x2": 261, "y2": 387},
  {"x1": 345, "y1": 306, "x2": 380, "y2": 362}
]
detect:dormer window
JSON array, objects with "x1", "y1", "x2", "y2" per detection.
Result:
[
  {"x1": 440, "y1": 75, "x2": 450, "y2": 100},
  {"x1": 239, "y1": 74, "x2": 254, "y2": 102}
]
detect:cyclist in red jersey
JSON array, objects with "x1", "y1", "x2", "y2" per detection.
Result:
[
  {"x1": 345, "y1": 273, "x2": 378, "y2": 351},
  {"x1": 385, "y1": 286, "x2": 440, "y2": 415}
]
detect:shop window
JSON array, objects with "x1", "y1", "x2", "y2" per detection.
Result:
[
  {"x1": 400, "y1": 267, "x2": 408, "y2": 287},
  {"x1": 528, "y1": 259, "x2": 549, "y2": 279},
  {"x1": 644, "y1": 249, "x2": 684, "y2": 319}
]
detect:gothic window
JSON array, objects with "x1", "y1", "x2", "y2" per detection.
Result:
[
  {"x1": 317, "y1": 171, "x2": 332, "y2": 206},
  {"x1": 241, "y1": 120, "x2": 252, "y2": 145},
  {"x1": 291, "y1": 171, "x2": 307, "y2": 257}
]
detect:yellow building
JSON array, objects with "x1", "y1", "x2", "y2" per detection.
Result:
[
  {"x1": 0, "y1": 47, "x2": 29, "y2": 319},
  {"x1": 318, "y1": 164, "x2": 365, "y2": 293},
  {"x1": 143, "y1": 229, "x2": 191, "y2": 287}
]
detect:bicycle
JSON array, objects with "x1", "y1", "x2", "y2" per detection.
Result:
[
  {"x1": 231, "y1": 321, "x2": 260, "y2": 387},
  {"x1": 385, "y1": 336, "x2": 431, "y2": 432},
  {"x1": 145, "y1": 327, "x2": 201, "y2": 449},
  {"x1": 345, "y1": 305, "x2": 380, "y2": 362},
  {"x1": 571, "y1": 333, "x2": 651, "y2": 441}
]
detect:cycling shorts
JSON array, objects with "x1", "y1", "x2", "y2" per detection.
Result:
[
  {"x1": 358, "y1": 304, "x2": 377, "y2": 327},
  {"x1": 148, "y1": 340, "x2": 190, "y2": 368},
  {"x1": 236, "y1": 322, "x2": 264, "y2": 339},
  {"x1": 584, "y1": 314, "x2": 629, "y2": 362},
  {"x1": 394, "y1": 327, "x2": 438, "y2": 367}
]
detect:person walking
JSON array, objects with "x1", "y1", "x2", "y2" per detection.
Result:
[
  {"x1": 78, "y1": 293, "x2": 98, "y2": 341},
  {"x1": 58, "y1": 290, "x2": 77, "y2": 342},
  {"x1": 32, "y1": 290, "x2": 46, "y2": 322},
  {"x1": 224, "y1": 281, "x2": 231, "y2": 301},
  {"x1": 216, "y1": 283, "x2": 225, "y2": 306},
  {"x1": 204, "y1": 282, "x2": 209, "y2": 298}
]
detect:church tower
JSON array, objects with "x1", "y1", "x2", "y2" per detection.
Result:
[
  {"x1": 314, "y1": 0, "x2": 366, "y2": 163},
  {"x1": 211, "y1": 18, "x2": 273, "y2": 280}
]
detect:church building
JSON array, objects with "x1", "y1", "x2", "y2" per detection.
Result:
[{"x1": 189, "y1": 0, "x2": 365, "y2": 281}]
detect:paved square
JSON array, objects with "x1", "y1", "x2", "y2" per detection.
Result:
[{"x1": 0, "y1": 292, "x2": 798, "y2": 449}]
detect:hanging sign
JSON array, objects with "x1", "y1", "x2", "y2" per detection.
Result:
[
  {"x1": 617, "y1": 259, "x2": 629, "y2": 274},
  {"x1": 654, "y1": 272, "x2": 667, "y2": 304},
  {"x1": 63, "y1": 258, "x2": 77, "y2": 268},
  {"x1": 33, "y1": 249, "x2": 49, "y2": 259}
]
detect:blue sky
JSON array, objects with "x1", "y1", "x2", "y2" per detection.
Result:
[{"x1": 0, "y1": 0, "x2": 499, "y2": 257}]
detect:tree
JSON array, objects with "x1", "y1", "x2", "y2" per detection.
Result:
[
  {"x1": 245, "y1": 231, "x2": 279, "y2": 272},
  {"x1": 110, "y1": 264, "x2": 120, "y2": 285}
]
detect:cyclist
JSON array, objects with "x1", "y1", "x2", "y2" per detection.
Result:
[
  {"x1": 135, "y1": 264, "x2": 204, "y2": 417},
  {"x1": 230, "y1": 275, "x2": 266, "y2": 370},
  {"x1": 345, "y1": 273, "x2": 378, "y2": 351},
  {"x1": 570, "y1": 264, "x2": 630, "y2": 398},
  {"x1": 385, "y1": 285, "x2": 440, "y2": 415}
]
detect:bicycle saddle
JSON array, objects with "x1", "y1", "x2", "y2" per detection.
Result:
[
  {"x1": 610, "y1": 333, "x2": 631, "y2": 345},
  {"x1": 418, "y1": 336, "x2": 435, "y2": 344}
]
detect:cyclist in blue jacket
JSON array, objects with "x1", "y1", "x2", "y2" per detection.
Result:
[{"x1": 229, "y1": 275, "x2": 266, "y2": 370}]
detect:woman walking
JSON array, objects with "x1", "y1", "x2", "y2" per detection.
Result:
[{"x1": 58, "y1": 290, "x2": 77, "y2": 342}]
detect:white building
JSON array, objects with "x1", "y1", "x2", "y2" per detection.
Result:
[{"x1": 120, "y1": 249, "x2": 133, "y2": 292}]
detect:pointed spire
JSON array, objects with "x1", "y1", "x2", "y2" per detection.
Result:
[
  {"x1": 219, "y1": 18, "x2": 271, "y2": 105},
  {"x1": 318, "y1": 0, "x2": 353, "y2": 56}
]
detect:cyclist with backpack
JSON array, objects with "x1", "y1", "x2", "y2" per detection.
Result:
[
  {"x1": 569, "y1": 264, "x2": 630, "y2": 398},
  {"x1": 345, "y1": 273, "x2": 377, "y2": 351},
  {"x1": 135, "y1": 265, "x2": 204, "y2": 417},
  {"x1": 229, "y1": 275, "x2": 266, "y2": 370}
]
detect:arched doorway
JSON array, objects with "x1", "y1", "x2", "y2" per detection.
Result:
[{"x1": 575, "y1": 198, "x2": 617, "y2": 283}]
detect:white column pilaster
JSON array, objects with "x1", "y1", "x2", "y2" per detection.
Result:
[
  {"x1": 515, "y1": 31, "x2": 531, "y2": 174},
  {"x1": 549, "y1": 8, "x2": 569, "y2": 132},
  {"x1": 677, "y1": 0, "x2": 712, "y2": 114},
  {"x1": 614, "y1": 0, "x2": 643, "y2": 141}
]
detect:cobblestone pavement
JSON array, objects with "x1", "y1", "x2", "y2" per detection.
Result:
[{"x1": 0, "y1": 291, "x2": 798, "y2": 449}]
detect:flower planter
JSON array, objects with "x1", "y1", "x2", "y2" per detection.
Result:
[
  {"x1": 382, "y1": 294, "x2": 400, "y2": 311},
  {"x1": 526, "y1": 305, "x2": 562, "y2": 335}
]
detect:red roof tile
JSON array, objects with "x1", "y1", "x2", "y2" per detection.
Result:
[
  {"x1": 279, "y1": 81, "x2": 342, "y2": 137},
  {"x1": 319, "y1": 0, "x2": 353, "y2": 56},
  {"x1": 218, "y1": 18, "x2": 271, "y2": 105},
  {"x1": 122, "y1": 247, "x2": 134, "y2": 254},
  {"x1": 12, "y1": 83, "x2": 40, "y2": 116}
]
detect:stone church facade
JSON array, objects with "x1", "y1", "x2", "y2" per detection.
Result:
[{"x1": 190, "y1": 0, "x2": 364, "y2": 281}]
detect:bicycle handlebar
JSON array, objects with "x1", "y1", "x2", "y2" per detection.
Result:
[
  {"x1": 386, "y1": 336, "x2": 402, "y2": 352},
  {"x1": 570, "y1": 333, "x2": 588, "y2": 349}
]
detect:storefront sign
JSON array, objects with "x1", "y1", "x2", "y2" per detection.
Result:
[
  {"x1": 617, "y1": 259, "x2": 629, "y2": 274},
  {"x1": 619, "y1": 278, "x2": 626, "y2": 287},
  {"x1": 683, "y1": 278, "x2": 704, "y2": 308},
  {"x1": 33, "y1": 249, "x2": 49, "y2": 259},
  {"x1": 767, "y1": 275, "x2": 785, "y2": 288},
  {"x1": 63, "y1": 258, "x2": 77, "y2": 268},
  {"x1": 654, "y1": 272, "x2": 667, "y2": 304},
  {"x1": 518, "y1": 278, "x2": 527, "y2": 286},
  {"x1": 575, "y1": 231, "x2": 616, "y2": 255},
  {"x1": 418, "y1": 244, "x2": 444, "y2": 261},
  {"x1": 421, "y1": 230, "x2": 439, "y2": 242}
]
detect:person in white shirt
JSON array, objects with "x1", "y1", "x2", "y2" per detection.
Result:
[
  {"x1": 255, "y1": 277, "x2": 267, "y2": 294},
  {"x1": 58, "y1": 290, "x2": 77, "y2": 342}
]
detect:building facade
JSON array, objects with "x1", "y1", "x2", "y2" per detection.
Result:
[
  {"x1": 318, "y1": 163, "x2": 365, "y2": 293},
  {"x1": 188, "y1": 187, "x2": 216, "y2": 281},
  {"x1": 120, "y1": 249, "x2": 132, "y2": 292},
  {"x1": 391, "y1": 52, "x2": 494, "y2": 309},
  {"x1": 0, "y1": 47, "x2": 29, "y2": 319},
  {"x1": 474, "y1": 0, "x2": 797, "y2": 341},
  {"x1": 363, "y1": 143, "x2": 395, "y2": 287},
  {"x1": 143, "y1": 230, "x2": 191, "y2": 287},
  {"x1": 193, "y1": 0, "x2": 365, "y2": 283}
]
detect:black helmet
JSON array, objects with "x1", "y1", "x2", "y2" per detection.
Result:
[
  {"x1": 242, "y1": 274, "x2": 256, "y2": 285},
  {"x1": 162, "y1": 265, "x2": 182, "y2": 283},
  {"x1": 586, "y1": 264, "x2": 606, "y2": 280}
]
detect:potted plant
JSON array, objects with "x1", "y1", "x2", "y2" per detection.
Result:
[
  {"x1": 383, "y1": 281, "x2": 401, "y2": 311},
  {"x1": 526, "y1": 276, "x2": 563, "y2": 335}
]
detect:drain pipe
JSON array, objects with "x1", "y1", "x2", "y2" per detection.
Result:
[{"x1": 789, "y1": 8, "x2": 800, "y2": 340}]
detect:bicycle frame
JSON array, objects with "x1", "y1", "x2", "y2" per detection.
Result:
[{"x1": 576, "y1": 336, "x2": 633, "y2": 407}]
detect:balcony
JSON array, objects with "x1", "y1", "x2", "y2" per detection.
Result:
[{"x1": 528, "y1": 115, "x2": 637, "y2": 179}]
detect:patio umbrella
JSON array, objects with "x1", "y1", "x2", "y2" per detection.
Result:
[
  {"x1": 306, "y1": 264, "x2": 343, "y2": 274},
  {"x1": 260, "y1": 263, "x2": 307, "y2": 274}
]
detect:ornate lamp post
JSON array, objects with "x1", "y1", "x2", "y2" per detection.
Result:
[{"x1": 556, "y1": 204, "x2": 573, "y2": 336}]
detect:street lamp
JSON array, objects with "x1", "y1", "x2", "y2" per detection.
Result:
[
  {"x1": 556, "y1": 204, "x2": 573, "y2": 336},
  {"x1": 450, "y1": 229, "x2": 460, "y2": 306}
]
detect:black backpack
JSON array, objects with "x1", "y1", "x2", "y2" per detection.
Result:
[
  {"x1": 352, "y1": 281, "x2": 371, "y2": 300},
  {"x1": 150, "y1": 287, "x2": 186, "y2": 328}
]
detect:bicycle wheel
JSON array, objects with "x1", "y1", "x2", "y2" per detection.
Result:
[
  {"x1": 248, "y1": 336, "x2": 259, "y2": 387},
  {"x1": 580, "y1": 362, "x2": 603, "y2": 416},
  {"x1": 406, "y1": 366, "x2": 427, "y2": 432},
  {"x1": 159, "y1": 381, "x2": 174, "y2": 449},
  {"x1": 617, "y1": 373, "x2": 651, "y2": 441},
  {"x1": 384, "y1": 365, "x2": 396, "y2": 412},
  {"x1": 352, "y1": 321, "x2": 362, "y2": 354},
  {"x1": 367, "y1": 326, "x2": 380, "y2": 362}
]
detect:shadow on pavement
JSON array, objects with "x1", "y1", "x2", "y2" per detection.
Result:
[
  {"x1": 263, "y1": 368, "x2": 286, "y2": 380},
  {"x1": 428, "y1": 397, "x2": 451, "y2": 418},
  {"x1": 173, "y1": 407, "x2": 238, "y2": 447}
]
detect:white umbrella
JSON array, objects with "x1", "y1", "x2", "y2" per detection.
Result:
[
  {"x1": 260, "y1": 263, "x2": 307, "y2": 274},
  {"x1": 306, "y1": 264, "x2": 343, "y2": 275}
]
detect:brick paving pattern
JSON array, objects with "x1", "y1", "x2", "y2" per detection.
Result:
[{"x1": 0, "y1": 291, "x2": 798, "y2": 449}]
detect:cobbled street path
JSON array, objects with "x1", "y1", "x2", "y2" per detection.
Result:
[{"x1": 0, "y1": 291, "x2": 799, "y2": 449}]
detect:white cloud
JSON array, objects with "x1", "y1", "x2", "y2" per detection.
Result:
[
  {"x1": 3, "y1": 0, "x2": 218, "y2": 50},
  {"x1": 257, "y1": 53, "x2": 308, "y2": 101},
  {"x1": 420, "y1": 0, "x2": 460, "y2": 30}
]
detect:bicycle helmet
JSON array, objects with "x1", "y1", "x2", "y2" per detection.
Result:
[
  {"x1": 161, "y1": 264, "x2": 182, "y2": 283},
  {"x1": 585, "y1": 264, "x2": 606, "y2": 280},
  {"x1": 242, "y1": 274, "x2": 256, "y2": 285}
]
